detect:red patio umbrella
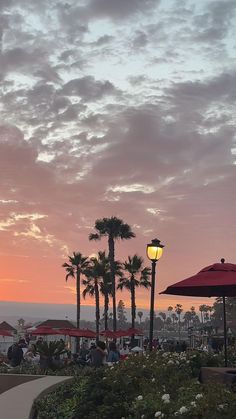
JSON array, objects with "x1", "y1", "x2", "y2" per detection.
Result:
[
  {"x1": 67, "y1": 328, "x2": 96, "y2": 338},
  {"x1": 161, "y1": 259, "x2": 236, "y2": 366},
  {"x1": 31, "y1": 327, "x2": 61, "y2": 336},
  {"x1": 126, "y1": 328, "x2": 144, "y2": 336},
  {"x1": 100, "y1": 329, "x2": 117, "y2": 339},
  {"x1": 114, "y1": 330, "x2": 130, "y2": 338},
  {"x1": 57, "y1": 328, "x2": 74, "y2": 335}
]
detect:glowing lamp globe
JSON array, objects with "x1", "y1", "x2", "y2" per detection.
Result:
[{"x1": 146, "y1": 239, "x2": 164, "y2": 261}]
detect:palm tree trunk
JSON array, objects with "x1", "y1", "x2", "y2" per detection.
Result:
[
  {"x1": 131, "y1": 276, "x2": 136, "y2": 347},
  {"x1": 104, "y1": 291, "x2": 109, "y2": 330},
  {"x1": 108, "y1": 236, "x2": 116, "y2": 332},
  {"x1": 95, "y1": 280, "x2": 100, "y2": 340},
  {"x1": 76, "y1": 269, "x2": 81, "y2": 352},
  {"x1": 131, "y1": 277, "x2": 135, "y2": 329},
  {"x1": 76, "y1": 269, "x2": 80, "y2": 328}
]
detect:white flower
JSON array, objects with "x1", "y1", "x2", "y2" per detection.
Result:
[
  {"x1": 217, "y1": 404, "x2": 224, "y2": 410},
  {"x1": 154, "y1": 412, "x2": 162, "y2": 417},
  {"x1": 151, "y1": 377, "x2": 155, "y2": 382},
  {"x1": 179, "y1": 406, "x2": 188, "y2": 414},
  {"x1": 167, "y1": 360, "x2": 174, "y2": 365},
  {"x1": 161, "y1": 394, "x2": 170, "y2": 403},
  {"x1": 137, "y1": 395, "x2": 143, "y2": 401},
  {"x1": 141, "y1": 415, "x2": 145, "y2": 419},
  {"x1": 195, "y1": 394, "x2": 203, "y2": 400},
  {"x1": 190, "y1": 402, "x2": 196, "y2": 407}
]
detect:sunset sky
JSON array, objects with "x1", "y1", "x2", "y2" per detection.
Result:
[{"x1": 0, "y1": 0, "x2": 236, "y2": 318}]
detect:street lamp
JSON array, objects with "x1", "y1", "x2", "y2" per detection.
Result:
[{"x1": 147, "y1": 238, "x2": 164, "y2": 351}]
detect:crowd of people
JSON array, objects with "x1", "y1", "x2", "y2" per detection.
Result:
[
  {"x1": 4, "y1": 338, "x2": 130, "y2": 369},
  {"x1": 6, "y1": 339, "x2": 40, "y2": 367},
  {"x1": 4, "y1": 337, "x2": 192, "y2": 370}
]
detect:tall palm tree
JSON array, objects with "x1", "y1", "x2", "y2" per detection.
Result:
[
  {"x1": 62, "y1": 252, "x2": 89, "y2": 328},
  {"x1": 89, "y1": 216, "x2": 135, "y2": 331},
  {"x1": 97, "y1": 252, "x2": 123, "y2": 330},
  {"x1": 175, "y1": 304, "x2": 183, "y2": 340},
  {"x1": 117, "y1": 254, "x2": 151, "y2": 330},
  {"x1": 199, "y1": 305, "x2": 204, "y2": 324},
  {"x1": 82, "y1": 252, "x2": 123, "y2": 336},
  {"x1": 167, "y1": 306, "x2": 173, "y2": 319},
  {"x1": 159, "y1": 312, "x2": 166, "y2": 331},
  {"x1": 137, "y1": 311, "x2": 143, "y2": 324},
  {"x1": 82, "y1": 253, "x2": 104, "y2": 337},
  {"x1": 183, "y1": 311, "x2": 192, "y2": 329}
]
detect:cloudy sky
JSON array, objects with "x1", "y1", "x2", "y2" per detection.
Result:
[{"x1": 0, "y1": 0, "x2": 236, "y2": 317}]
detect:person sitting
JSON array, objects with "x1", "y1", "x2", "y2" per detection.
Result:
[
  {"x1": 24, "y1": 344, "x2": 40, "y2": 364},
  {"x1": 120, "y1": 344, "x2": 129, "y2": 359},
  {"x1": 7, "y1": 342, "x2": 23, "y2": 367},
  {"x1": 107, "y1": 342, "x2": 120, "y2": 363}
]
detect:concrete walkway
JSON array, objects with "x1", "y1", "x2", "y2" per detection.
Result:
[{"x1": 0, "y1": 375, "x2": 73, "y2": 419}]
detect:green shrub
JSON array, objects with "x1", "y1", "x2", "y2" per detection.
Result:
[{"x1": 33, "y1": 350, "x2": 236, "y2": 419}]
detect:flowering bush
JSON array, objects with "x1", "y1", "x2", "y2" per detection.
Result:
[{"x1": 34, "y1": 350, "x2": 236, "y2": 418}]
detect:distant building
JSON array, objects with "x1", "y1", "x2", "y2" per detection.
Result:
[
  {"x1": 37, "y1": 319, "x2": 76, "y2": 329},
  {"x1": 0, "y1": 321, "x2": 17, "y2": 334}
]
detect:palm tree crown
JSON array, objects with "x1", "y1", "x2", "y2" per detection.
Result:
[{"x1": 118, "y1": 254, "x2": 151, "y2": 330}]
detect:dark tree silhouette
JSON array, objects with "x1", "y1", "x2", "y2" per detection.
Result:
[{"x1": 89, "y1": 216, "x2": 135, "y2": 331}]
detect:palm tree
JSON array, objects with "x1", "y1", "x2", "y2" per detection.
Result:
[
  {"x1": 137, "y1": 311, "x2": 143, "y2": 324},
  {"x1": 199, "y1": 304, "x2": 205, "y2": 324},
  {"x1": 62, "y1": 252, "x2": 89, "y2": 328},
  {"x1": 89, "y1": 216, "x2": 135, "y2": 331},
  {"x1": 183, "y1": 311, "x2": 192, "y2": 329},
  {"x1": 175, "y1": 304, "x2": 183, "y2": 340},
  {"x1": 159, "y1": 312, "x2": 167, "y2": 334},
  {"x1": 98, "y1": 253, "x2": 123, "y2": 330},
  {"x1": 82, "y1": 252, "x2": 104, "y2": 337},
  {"x1": 117, "y1": 254, "x2": 151, "y2": 330},
  {"x1": 167, "y1": 306, "x2": 173, "y2": 319}
]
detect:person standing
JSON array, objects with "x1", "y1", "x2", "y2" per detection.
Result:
[
  {"x1": 90, "y1": 341, "x2": 106, "y2": 368},
  {"x1": 107, "y1": 342, "x2": 120, "y2": 363},
  {"x1": 7, "y1": 342, "x2": 23, "y2": 367}
]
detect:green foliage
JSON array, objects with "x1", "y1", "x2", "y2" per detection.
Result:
[
  {"x1": 34, "y1": 350, "x2": 236, "y2": 419},
  {"x1": 37, "y1": 340, "x2": 66, "y2": 358}
]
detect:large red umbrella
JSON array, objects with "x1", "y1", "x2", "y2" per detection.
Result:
[
  {"x1": 66, "y1": 328, "x2": 96, "y2": 338},
  {"x1": 161, "y1": 259, "x2": 236, "y2": 366},
  {"x1": 114, "y1": 330, "x2": 130, "y2": 338},
  {"x1": 126, "y1": 328, "x2": 143, "y2": 336},
  {"x1": 100, "y1": 329, "x2": 117, "y2": 339},
  {"x1": 31, "y1": 327, "x2": 61, "y2": 336}
]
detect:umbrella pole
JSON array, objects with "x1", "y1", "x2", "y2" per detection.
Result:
[{"x1": 222, "y1": 296, "x2": 228, "y2": 367}]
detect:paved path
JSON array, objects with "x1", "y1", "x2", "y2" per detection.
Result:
[{"x1": 0, "y1": 375, "x2": 73, "y2": 419}]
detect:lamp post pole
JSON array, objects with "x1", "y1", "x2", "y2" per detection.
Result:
[
  {"x1": 149, "y1": 259, "x2": 157, "y2": 351},
  {"x1": 146, "y1": 238, "x2": 164, "y2": 352}
]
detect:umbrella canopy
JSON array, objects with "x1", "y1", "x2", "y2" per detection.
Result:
[
  {"x1": 114, "y1": 330, "x2": 131, "y2": 338},
  {"x1": 161, "y1": 260, "x2": 236, "y2": 367},
  {"x1": 31, "y1": 327, "x2": 61, "y2": 336},
  {"x1": 0, "y1": 330, "x2": 12, "y2": 337},
  {"x1": 67, "y1": 328, "x2": 96, "y2": 338},
  {"x1": 161, "y1": 263, "x2": 236, "y2": 297},
  {"x1": 131, "y1": 346, "x2": 143, "y2": 352},
  {"x1": 100, "y1": 329, "x2": 117, "y2": 339},
  {"x1": 125, "y1": 328, "x2": 144, "y2": 336}
]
